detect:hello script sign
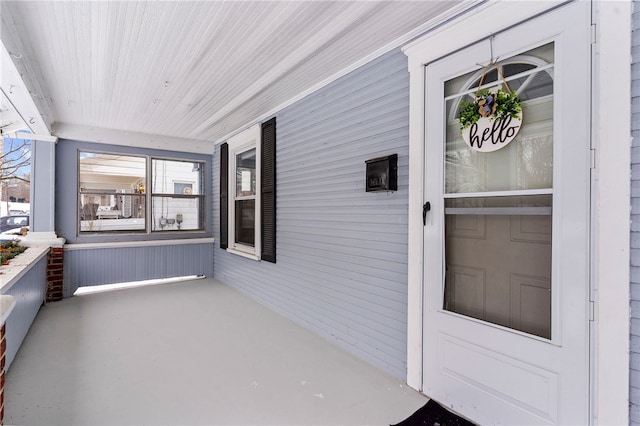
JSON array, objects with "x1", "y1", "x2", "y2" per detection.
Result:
[{"x1": 459, "y1": 89, "x2": 522, "y2": 153}]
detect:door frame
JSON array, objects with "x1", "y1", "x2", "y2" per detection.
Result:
[{"x1": 402, "y1": 1, "x2": 630, "y2": 424}]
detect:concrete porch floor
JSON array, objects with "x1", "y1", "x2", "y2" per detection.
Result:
[{"x1": 5, "y1": 278, "x2": 427, "y2": 425}]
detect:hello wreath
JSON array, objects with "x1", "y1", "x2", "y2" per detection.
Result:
[{"x1": 458, "y1": 64, "x2": 523, "y2": 153}]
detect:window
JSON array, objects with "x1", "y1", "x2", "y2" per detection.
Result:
[
  {"x1": 78, "y1": 152, "x2": 146, "y2": 232},
  {"x1": 151, "y1": 159, "x2": 204, "y2": 232},
  {"x1": 220, "y1": 118, "x2": 276, "y2": 262},
  {"x1": 78, "y1": 151, "x2": 205, "y2": 234}
]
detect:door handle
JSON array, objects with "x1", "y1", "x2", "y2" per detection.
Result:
[{"x1": 423, "y1": 201, "x2": 431, "y2": 225}]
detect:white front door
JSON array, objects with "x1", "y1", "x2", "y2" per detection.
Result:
[{"x1": 422, "y1": 3, "x2": 591, "y2": 425}]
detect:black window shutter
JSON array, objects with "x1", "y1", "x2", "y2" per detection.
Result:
[
  {"x1": 261, "y1": 118, "x2": 276, "y2": 263},
  {"x1": 220, "y1": 142, "x2": 228, "y2": 249}
]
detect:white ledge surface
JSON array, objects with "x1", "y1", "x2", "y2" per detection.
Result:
[{"x1": 0, "y1": 244, "x2": 50, "y2": 294}]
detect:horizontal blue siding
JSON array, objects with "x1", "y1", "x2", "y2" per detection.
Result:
[
  {"x1": 632, "y1": 1, "x2": 640, "y2": 424},
  {"x1": 4, "y1": 253, "x2": 47, "y2": 371},
  {"x1": 64, "y1": 243, "x2": 214, "y2": 296},
  {"x1": 213, "y1": 49, "x2": 410, "y2": 379}
]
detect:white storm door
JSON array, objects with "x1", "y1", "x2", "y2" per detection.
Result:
[{"x1": 422, "y1": 3, "x2": 591, "y2": 425}]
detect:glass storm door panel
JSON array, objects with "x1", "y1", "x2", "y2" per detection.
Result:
[
  {"x1": 443, "y1": 43, "x2": 554, "y2": 339},
  {"x1": 421, "y1": 3, "x2": 591, "y2": 425}
]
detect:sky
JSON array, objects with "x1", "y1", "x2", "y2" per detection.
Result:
[{"x1": 2, "y1": 135, "x2": 32, "y2": 178}]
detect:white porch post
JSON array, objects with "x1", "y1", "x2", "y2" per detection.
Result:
[
  {"x1": 29, "y1": 140, "x2": 55, "y2": 236},
  {"x1": 1, "y1": 40, "x2": 63, "y2": 246},
  {"x1": 24, "y1": 138, "x2": 65, "y2": 247}
]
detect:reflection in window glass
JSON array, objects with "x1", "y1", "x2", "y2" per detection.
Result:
[
  {"x1": 152, "y1": 159, "x2": 202, "y2": 194},
  {"x1": 151, "y1": 197, "x2": 201, "y2": 231},
  {"x1": 444, "y1": 196, "x2": 552, "y2": 339},
  {"x1": 78, "y1": 152, "x2": 146, "y2": 232},
  {"x1": 445, "y1": 43, "x2": 554, "y2": 194},
  {"x1": 151, "y1": 159, "x2": 204, "y2": 232},
  {"x1": 174, "y1": 182, "x2": 193, "y2": 195},
  {"x1": 236, "y1": 148, "x2": 256, "y2": 197},
  {"x1": 78, "y1": 153, "x2": 205, "y2": 234}
]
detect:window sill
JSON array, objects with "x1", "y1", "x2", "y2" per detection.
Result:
[
  {"x1": 226, "y1": 247, "x2": 259, "y2": 261},
  {"x1": 65, "y1": 237, "x2": 215, "y2": 251}
]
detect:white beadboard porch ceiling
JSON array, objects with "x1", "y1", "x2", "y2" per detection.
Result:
[{"x1": 1, "y1": 1, "x2": 466, "y2": 147}]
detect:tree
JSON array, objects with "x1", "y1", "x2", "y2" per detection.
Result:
[{"x1": 1, "y1": 137, "x2": 31, "y2": 205}]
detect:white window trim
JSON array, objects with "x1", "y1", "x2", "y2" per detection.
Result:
[
  {"x1": 226, "y1": 124, "x2": 261, "y2": 260},
  {"x1": 403, "y1": 1, "x2": 630, "y2": 425}
]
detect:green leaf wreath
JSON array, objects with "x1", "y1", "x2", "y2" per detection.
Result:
[{"x1": 459, "y1": 88, "x2": 522, "y2": 130}]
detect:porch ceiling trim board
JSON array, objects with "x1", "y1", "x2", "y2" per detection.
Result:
[{"x1": 52, "y1": 122, "x2": 210, "y2": 154}]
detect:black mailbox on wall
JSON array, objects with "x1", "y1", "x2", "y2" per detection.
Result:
[{"x1": 365, "y1": 154, "x2": 398, "y2": 192}]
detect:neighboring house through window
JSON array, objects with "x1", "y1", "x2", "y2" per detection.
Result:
[
  {"x1": 78, "y1": 151, "x2": 205, "y2": 234},
  {"x1": 220, "y1": 118, "x2": 276, "y2": 262}
]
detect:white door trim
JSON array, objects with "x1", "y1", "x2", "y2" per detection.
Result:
[
  {"x1": 591, "y1": 1, "x2": 632, "y2": 423},
  {"x1": 403, "y1": 1, "x2": 630, "y2": 424}
]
